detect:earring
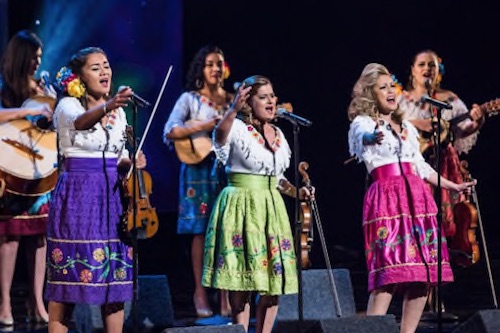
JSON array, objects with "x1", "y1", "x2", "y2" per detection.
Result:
[{"x1": 195, "y1": 79, "x2": 203, "y2": 89}]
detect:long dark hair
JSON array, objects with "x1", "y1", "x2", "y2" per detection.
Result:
[
  {"x1": 185, "y1": 45, "x2": 225, "y2": 91},
  {"x1": 0, "y1": 30, "x2": 43, "y2": 107}
]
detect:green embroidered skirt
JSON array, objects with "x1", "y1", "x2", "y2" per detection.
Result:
[{"x1": 202, "y1": 173, "x2": 298, "y2": 295}]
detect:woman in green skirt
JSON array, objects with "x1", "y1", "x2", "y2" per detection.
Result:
[{"x1": 202, "y1": 75, "x2": 312, "y2": 333}]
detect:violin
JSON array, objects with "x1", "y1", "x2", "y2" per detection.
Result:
[
  {"x1": 298, "y1": 161, "x2": 314, "y2": 269},
  {"x1": 449, "y1": 160, "x2": 480, "y2": 267},
  {"x1": 121, "y1": 125, "x2": 159, "y2": 240}
]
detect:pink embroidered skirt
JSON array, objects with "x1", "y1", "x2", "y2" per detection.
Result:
[{"x1": 363, "y1": 163, "x2": 454, "y2": 292}]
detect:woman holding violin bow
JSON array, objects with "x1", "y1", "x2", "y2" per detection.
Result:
[{"x1": 0, "y1": 29, "x2": 54, "y2": 326}]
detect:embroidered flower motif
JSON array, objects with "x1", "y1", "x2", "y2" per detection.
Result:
[
  {"x1": 80, "y1": 269, "x2": 93, "y2": 283},
  {"x1": 199, "y1": 202, "x2": 208, "y2": 215},
  {"x1": 281, "y1": 239, "x2": 292, "y2": 251},
  {"x1": 408, "y1": 244, "x2": 417, "y2": 258},
  {"x1": 247, "y1": 125, "x2": 265, "y2": 145},
  {"x1": 52, "y1": 248, "x2": 64, "y2": 263},
  {"x1": 231, "y1": 234, "x2": 243, "y2": 247},
  {"x1": 63, "y1": 269, "x2": 68, "y2": 275},
  {"x1": 429, "y1": 248, "x2": 437, "y2": 259},
  {"x1": 55, "y1": 66, "x2": 86, "y2": 98},
  {"x1": 261, "y1": 258, "x2": 268, "y2": 268},
  {"x1": 217, "y1": 255, "x2": 224, "y2": 268},
  {"x1": 187, "y1": 187, "x2": 196, "y2": 198},
  {"x1": 113, "y1": 267, "x2": 127, "y2": 281},
  {"x1": 93, "y1": 248, "x2": 106, "y2": 263},
  {"x1": 401, "y1": 128, "x2": 408, "y2": 141},
  {"x1": 273, "y1": 262, "x2": 283, "y2": 275},
  {"x1": 377, "y1": 226, "x2": 389, "y2": 239}
]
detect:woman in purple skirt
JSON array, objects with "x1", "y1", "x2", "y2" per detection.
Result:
[
  {"x1": 46, "y1": 47, "x2": 146, "y2": 333},
  {"x1": 347, "y1": 63, "x2": 475, "y2": 333}
]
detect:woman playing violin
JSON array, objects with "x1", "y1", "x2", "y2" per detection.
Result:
[{"x1": 0, "y1": 29, "x2": 53, "y2": 326}]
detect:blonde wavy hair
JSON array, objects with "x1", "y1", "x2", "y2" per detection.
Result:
[{"x1": 347, "y1": 63, "x2": 403, "y2": 123}]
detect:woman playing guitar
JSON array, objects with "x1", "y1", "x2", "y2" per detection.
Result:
[
  {"x1": 162, "y1": 45, "x2": 232, "y2": 318},
  {"x1": 0, "y1": 30, "x2": 54, "y2": 326}
]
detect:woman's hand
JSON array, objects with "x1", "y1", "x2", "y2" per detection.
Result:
[
  {"x1": 363, "y1": 123, "x2": 383, "y2": 145},
  {"x1": 135, "y1": 150, "x2": 147, "y2": 169},
  {"x1": 106, "y1": 86, "x2": 134, "y2": 111},
  {"x1": 453, "y1": 179, "x2": 476, "y2": 194},
  {"x1": 27, "y1": 104, "x2": 53, "y2": 121},
  {"x1": 231, "y1": 84, "x2": 252, "y2": 112},
  {"x1": 299, "y1": 186, "x2": 315, "y2": 201},
  {"x1": 470, "y1": 104, "x2": 484, "y2": 121}
]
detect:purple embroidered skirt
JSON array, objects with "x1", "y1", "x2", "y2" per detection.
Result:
[
  {"x1": 363, "y1": 163, "x2": 454, "y2": 292},
  {"x1": 45, "y1": 157, "x2": 133, "y2": 304}
]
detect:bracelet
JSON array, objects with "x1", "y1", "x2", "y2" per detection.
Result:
[{"x1": 102, "y1": 103, "x2": 111, "y2": 116}]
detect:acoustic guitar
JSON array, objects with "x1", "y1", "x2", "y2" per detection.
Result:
[
  {"x1": 417, "y1": 98, "x2": 500, "y2": 154},
  {"x1": 0, "y1": 95, "x2": 58, "y2": 196},
  {"x1": 173, "y1": 120, "x2": 214, "y2": 165}
]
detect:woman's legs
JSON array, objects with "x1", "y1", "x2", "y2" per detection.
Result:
[
  {"x1": 48, "y1": 301, "x2": 74, "y2": 333},
  {"x1": 191, "y1": 234, "x2": 212, "y2": 316},
  {"x1": 229, "y1": 291, "x2": 251, "y2": 332},
  {"x1": 101, "y1": 302, "x2": 125, "y2": 333},
  {"x1": 366, "y1": 285, "x2": 395, "y2": 315},
  {"x1": 400, "y1": 284, "x2": 429, "y2": 333},
  {"x1": 0, "y1": 236, "x2": 19, "y2": 322},
  {"x1": 24, "y1": 235, "x2": 48, "y2": 322},
  {"x1": 254, "y1": 295, "x2": 278, "y2": 333}
]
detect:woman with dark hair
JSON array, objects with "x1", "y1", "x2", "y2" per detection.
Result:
[
  {"x1": 0, "y1": 29, "x2": 53, "y2": 326},
  {"x1": 45, "y1": 47, "x2": 146, "y2": 333},
  {"x1": 163, "y1": 45, "x2": 232, "y2": 317},
  {"x1": 202, "y1": 75, "x2": 312, "y2": 333}
]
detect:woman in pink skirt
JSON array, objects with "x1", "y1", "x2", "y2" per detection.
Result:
[{"x1": 347, "y1": 63, "x2": 475, "y2": 333}]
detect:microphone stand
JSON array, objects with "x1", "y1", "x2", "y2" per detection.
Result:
[
  {"x1": 431, "y1": 94, "x2": 444, "y2": 333},
  {"x1": 291, "y1": 122, "x2": 305, "y2": 326},
  {"x1": 130, "y1": 102, "x2": 140, "y2": 333}
]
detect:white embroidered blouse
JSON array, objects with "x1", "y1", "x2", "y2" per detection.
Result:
[
  {"x1": 54, "y1": 97, "x2": 129, "y2": 159},
  {"x1": 214, "y1": 118, "x2": 291, "y2": 180},
  {"x1": 348, "y1": 115, "x2": 435, "y2": 179},
  {"x1": 398, "y1": 93, "x2": 478, "y2": 154}
]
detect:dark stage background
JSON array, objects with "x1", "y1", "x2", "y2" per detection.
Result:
[{"x1": 4, "y1": 0, "x2": 500, "y2": 297}]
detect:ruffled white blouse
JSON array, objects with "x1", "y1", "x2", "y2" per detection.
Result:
[
  {"x1": 214, "y1": 118, "x2": 291, "y2": 180},
  {"x1": 54, "y1": 97, "x2": 129, "y2": 159},
  {"x1": 348, "y1": 115, "x2": 435, "y2": 179},
  {"x1": 398, "y1": 94, "x2": 478, "y2": 154}
]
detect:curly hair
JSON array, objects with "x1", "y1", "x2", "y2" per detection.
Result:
[
  {"x1": 185, "y1": 45, "x2": 225, "y2": 91},
  {"x1": 0, "y1": 30, "x2": 43, "y2": 107},
  {"x1": 347, "y1": 63, "x2": 403, "y2": 123}
]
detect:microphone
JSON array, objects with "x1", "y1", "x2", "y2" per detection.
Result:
[
  {"x1": 276, "y1": 108, "x2": 312, "y2": 127},
  {"x1": 424, "y1": 79, "x2": 432, "y2": 94},
  {"x1": 117, "y1": 86, "x2": 151, "y2": 108},
  {"x1": 421, "y1": 95, "x2": 452, "y2": 110}
]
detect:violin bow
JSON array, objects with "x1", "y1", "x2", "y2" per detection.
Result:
[{"x1": 127, "y1": 65, "x2": 173, "y2": 179}]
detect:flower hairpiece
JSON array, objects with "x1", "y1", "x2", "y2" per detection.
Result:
[
  {"x1": 223, "y1": 62, "x2": 230, "y2": 80},
  {"x1": 55, "y1": 66, "x2": 86, "y2": 98},
  {"x1": 391, "y1": 74, "x2": 403, "y2": 95},
  {"x1": 436, "y1": 57, "x2": 445, "y2": 85}
]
